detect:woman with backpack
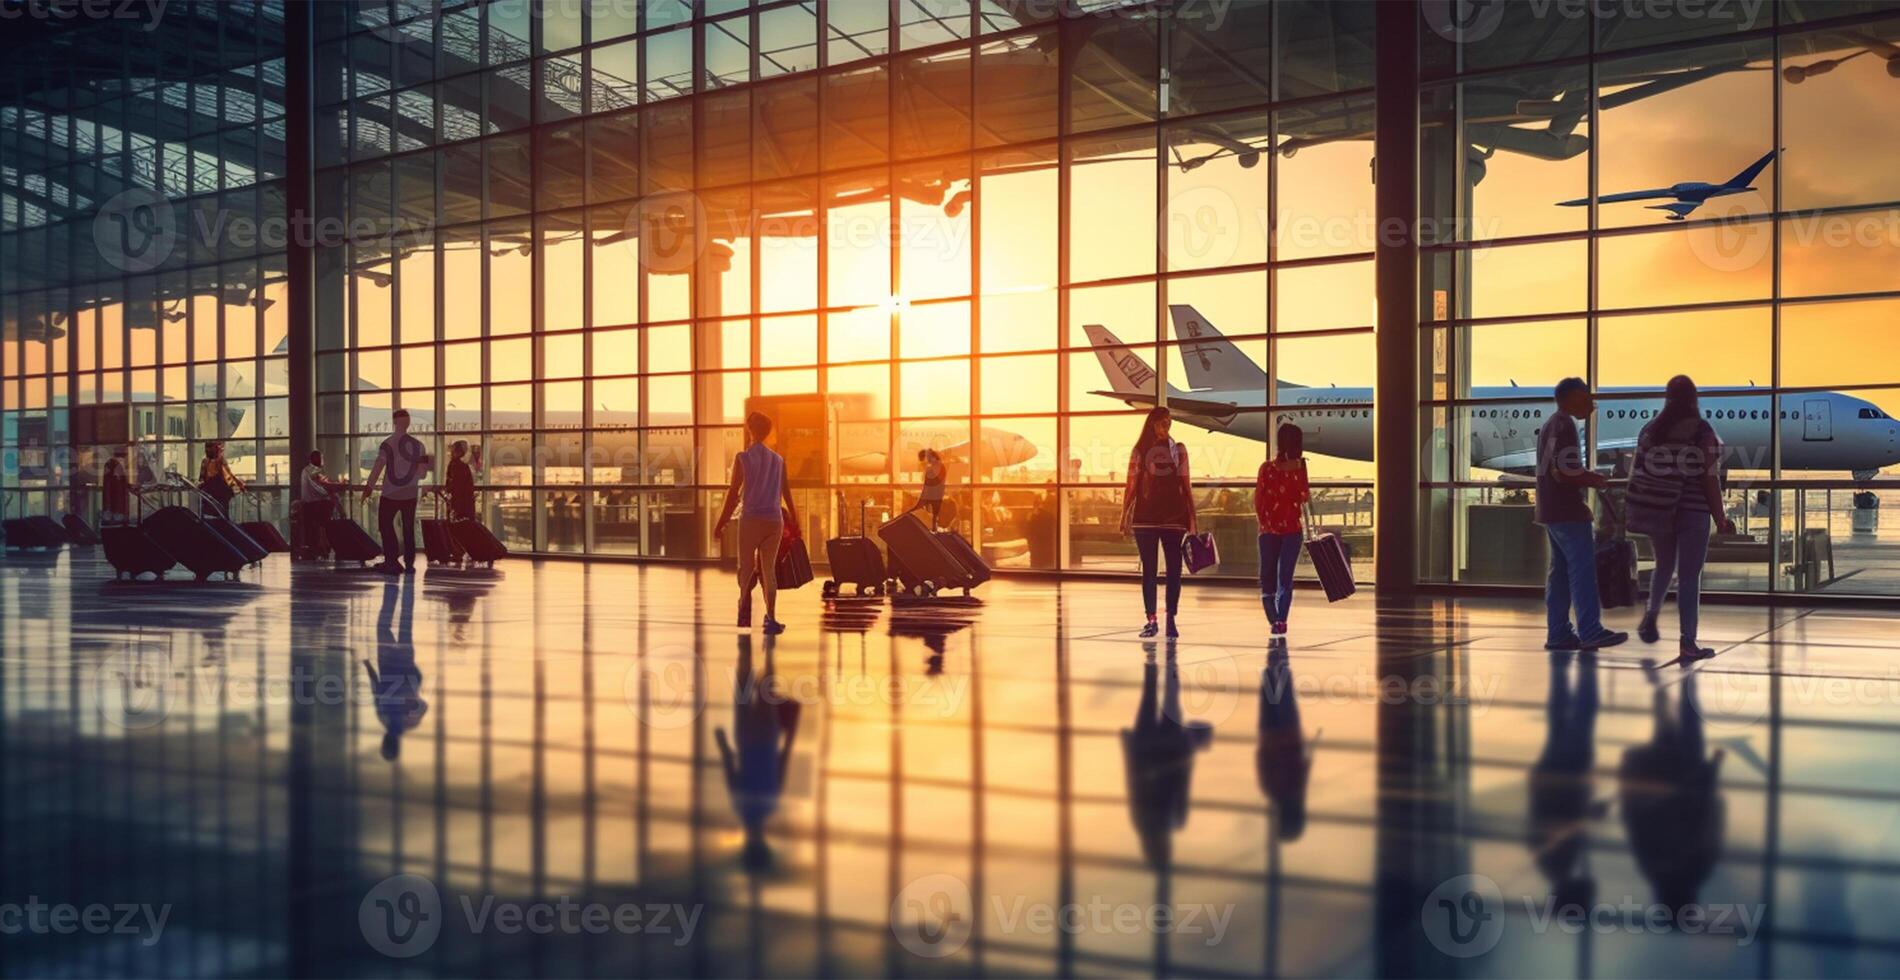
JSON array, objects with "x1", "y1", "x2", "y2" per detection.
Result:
[
  {"x1": 1120, "y1": 407, "x2": 1198, "y2": 638},
  {"x1": 1626, "y1": 376, "x2": 1735, "y2": 661}
]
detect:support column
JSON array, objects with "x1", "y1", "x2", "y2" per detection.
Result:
[
  {"x1": 285, "y1": 0, "x2": 315, "y2": 505},
  {"x1": 1373, "y1": 0, "x2": 1421, "y2": 595}
]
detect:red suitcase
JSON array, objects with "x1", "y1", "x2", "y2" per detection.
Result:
[
  {"x1": 236, "y1": 494, "x2": 291, "y2": 553},
  {"x1": 878, "y1": 511, "x2": 972, "y2": 597},
  {"x1": 1304, "y1": 531, "x2": 1355, "y2": 602}
]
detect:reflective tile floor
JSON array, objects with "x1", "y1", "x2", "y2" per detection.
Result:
[{"x1": 4, "y1": 549, "x2": 1900, "y2": 978}]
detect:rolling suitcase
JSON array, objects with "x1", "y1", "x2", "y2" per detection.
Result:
[
  {"x1": 422, "y1": 518, "x2": 466, "y2": 565},
  {"x1": 448, "y1": 519, "x2": 508, "y2": 567},
  {"x1": 62, "y1": 513, "x2": 101, "y2": 545},
  {"x1": 932, "y1": 528, "x2": 991, "y2": 590},
  {"x1": 824, "y1": 500, "x2": 886, "y2": 596},
  {"x1": 326, "y1": 497, "x2": 383, "y2": 565},
  {"x1": 3, "y1": 516, "x2": 67, "y2": 550},
  {"x1": 204, "y1": 513, "x2": 269, "y2": 565},
  {"x1": 774, "y1": 524, "x2": 815, "y2": 590},
  {"x1": 236, "y1": 494, "x2": 291, "y2": 553},
  {"x1": 102, "y1": 525, "x2": 175, "y2": 580},
  {"x1": 1304, "y1": 528, "x2": 1356, "y2": 602},
  {"x1": 143, "y1": 505, "x2": 248, "y2": 580},
  {"x1": 1596, "y1": 495, "x2": 1637, "y2": 609},
  {"x1": 878, "y1": 511, "x2": 970, "y2": 597}
]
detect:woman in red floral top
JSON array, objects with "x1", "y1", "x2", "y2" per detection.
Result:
[{"x1": 1255, "y1": 422, "x2": 1311, "y2": 635}]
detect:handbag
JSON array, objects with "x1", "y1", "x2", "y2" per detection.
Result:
[{"x1": 1183, "y1": 531, "x2": 1218, "y2": 573}]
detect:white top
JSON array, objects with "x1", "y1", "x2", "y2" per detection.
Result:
[
  {"x1": 300, "y1": 463, "x2": 332, "y2": 503},
  {"x1": 377, "y1": 434, "x2": 429, "y2": 500}
]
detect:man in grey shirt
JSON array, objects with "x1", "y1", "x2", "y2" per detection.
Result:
[
  {"x1": 1536, "y1": 378, "x2": 1627, "y2": 651},
  {"x1": 362, "y1": 409, "x2": 431, "y2": 574}
]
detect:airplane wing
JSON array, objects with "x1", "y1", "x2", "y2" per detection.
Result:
[
  {"x1": 1557, "y1": 187, "x2": 1676, "y2": 206},
  {"x1": 1086, "y1": 390, "x2": 1240, "y2": 420},
  {"x1": 1476, "y1": 437, "x2": 1639, "y2": 474}
]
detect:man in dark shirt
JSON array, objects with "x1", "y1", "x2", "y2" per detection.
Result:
[{"x1": 1537, "y1": 378, "x2": 1628, "y2": 650}]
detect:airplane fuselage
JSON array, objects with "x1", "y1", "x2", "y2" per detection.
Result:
[{"x1": 1167, "y1": 385, "x2": 1900, "y2": 476}]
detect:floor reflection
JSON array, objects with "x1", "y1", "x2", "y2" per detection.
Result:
[{"x1": 2, "y1": 552, "x2": 1899, "y2": 977}]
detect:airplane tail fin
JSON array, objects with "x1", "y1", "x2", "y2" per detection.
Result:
[
  {"x1": 1724, "y1": 148, "x2": 1779, "y2": 189},
  {"x1": 1166, "y1": 305, "x2": 1271, "y2": 392},
  {"x1": 1083, "y1": 324, "x2": 1160, "y2": 396}
]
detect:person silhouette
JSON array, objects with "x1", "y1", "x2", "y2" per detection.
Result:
[
  {"x1": 716, "y1": 633, "x2": 801, "y2": 872},
  {"x1": 1620, "y1": 666, "x2": 1725, "y2": 922},
  {"x1": 1122, "y1": 641, "x2": 1215, "y2": 871},
  {"x1": 1256, "y1": 645, "x2": 1315, "y2": 841},
  {"x1": 1529, "y1": 651, "x2": 1601, "y2": 912},
  {"x1": 364, "y1": 577, "x2": 425, "y2": 761}
]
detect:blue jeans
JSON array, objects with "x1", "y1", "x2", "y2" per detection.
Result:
[
  {"x1": 1257, "y1": 532, "x2": 1302, "y2": 622},
  {"x1": 1133, "y1": 527, "x2": 1184, "y2": 618},
  {"x1": 1544, "y1": 521, "x2": 1606, "y2": 644},
  {"x1": 1645, "y1": 509, "x2": 1712, "y2": 645}
]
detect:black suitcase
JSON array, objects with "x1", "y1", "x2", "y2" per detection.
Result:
[
  {"x1": 3, "y1": 515, "x2": 67, "y2": 550},
  {"x1": 449, "y1": 519, "x2": 508, "y2": 566},
  {"x1": 775, "y1": 530, "x2": 815, "y2": 590},
  {"x1": 824, "y1": 500, "x2": 886, "y2": 596},
  {"x1": 878, "y1": 511, "x2": 972, "y2": 596},
  {"x1": 1305, "y1": 530, "x2": 1356, "y2": 602},
  {"x1": 143, "y1": 506, "x2": 248, "y2": 580},
  {"x1": 62, "y1": 513, "x2": 101, "y2": 545},
  {"x1": 422, "y1": 518, "x2": 466, "y2": 565},
  {"x1": 933, "y1": 529, "x2": 990, "y2": 589},
  {"x1": 1596, "y1": 537, "x2": 1637, "y2": 609},
  {"x1": 102, "y1": 525, "x2": 175, "y2": 580},
  {"x1": 1596, "y1": 496, "x2": 1637, "y2": 610},
  {"x1": 326, "y1": 497, "x2": 383, "y2": 564}
]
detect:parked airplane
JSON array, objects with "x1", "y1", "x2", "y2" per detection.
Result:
[
  {"x1": 1087, "y1": 305, "x2": 1900, "y2": 481},
  {"x1": 1557, "y1": 149, "x2": 1779, "y2": 220}
]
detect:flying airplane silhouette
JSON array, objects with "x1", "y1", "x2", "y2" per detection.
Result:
[{"x1": 1557, "y1": 149, "x2": 1780, "y2": 220}]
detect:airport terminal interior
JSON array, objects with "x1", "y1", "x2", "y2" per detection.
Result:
[{"x1": 5, "y1": 0, "x2": 1900, "y2": 976}]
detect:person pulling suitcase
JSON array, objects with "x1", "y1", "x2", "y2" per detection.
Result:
[{"x1": 712, "y1": 412, "x2": 801, "y2": 635}]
